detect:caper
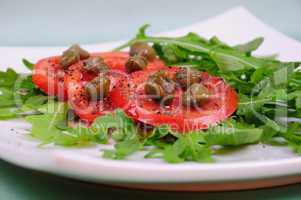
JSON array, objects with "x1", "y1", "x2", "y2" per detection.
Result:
[
  {"x1": 182, "y1": 83, "x2": 210, "y2": 107},
  {"x1": 144, "y1": 82, "x2": 164, "y2": 100},
  {"x1": 125, "y1": 55, "x2": 147, "y2": 73},
  {"x1": 144, "y1": 71, "x2": 175, "y2": 105},
  {"x1": 83, "y1": 57, "x2": 108, "y2": 72},
  {"x1": 176, "y1": 68, "x2": 201, "y2": 89},
  {"x1": 85, "y1": 75, "x2": 110, "y2": 101},
  {"x1": 130, "y1": 42, "x2": 156, "y2": 61},
  {"x1": 60, "y1": 44, "x2": 90, "y2": 69}
]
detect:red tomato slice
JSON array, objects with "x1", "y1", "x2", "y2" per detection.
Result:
[
  {"x1": 66, "y1": 69, "x2": 129, "y2": 123},
  {"x1": 110, "y1": 67, "x2": 238, "y2": 132},
  {"x1": 32, "y1": 56, "x2": 67, "y2": 100},
  {"x1": 65, "y1": 52, "x2": 166, "y2": 122},
  {"x1": 33, "y1": 51, "x2": 166, "y2": 101}
]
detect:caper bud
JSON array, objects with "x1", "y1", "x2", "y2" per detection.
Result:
[
  {"x1": 182, "y1": 83, "x2": 210, "y2": 107},
  {"x1": 144, "y1": 71, "x2": 175, "y2": 105},
  {"x1": 83, "y1": 57, "x2": 108, "y2": 72},
  {"x1": 85, "y1": 75, "x2": 110, "y2": 101},
  {"x1": 130, "y1": 42, "x2": 156, "y2": 61},
  {"x1": 60, "y1": 44, "x2": 90, "y2": 69},
  {"x1": 176, "y1": 68, "x2": 201, "y2": 89},
  {"x1": 144, "y1": 82, "x2": 164, "y2": 100},
  {"x1": 125, "y1": 55, "x2": 147, "y2": 73}
]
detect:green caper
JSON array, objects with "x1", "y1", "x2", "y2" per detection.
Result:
[
  {"x1": 144, "y1": 71, "x2": 175, "y2": 105},
  {"x1": 83, "y1": 57, "x2": 108, "y2": 72},
  {"x1": 130, "y1": 42, "x2": 156, "y2": 61},
  {"x1": 176, "y1": 68, "x2": 201, "y2": 89},
  {"x1": 60, "y1": 44, "x2": 90, "y2": 69},
  {"x1": 85, "y1": 75, "x2": 110, "y2": 101},
  {"x1": 125, "y1": 55, "x2": 147, "y2": 73},
  {"x1": 144, "y1": 82, "x2": 164, "y2": 100},
  {"x1": 182, "y1": 83, "x2": 210, "y2": 107}
]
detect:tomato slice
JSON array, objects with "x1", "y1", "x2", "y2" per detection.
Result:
[
  {"x1": 110, "y1": 67, "x2": 238, "y2": 132},
  {"x1": 66, "y1": 69, "x2": 129, "y2": 123},
  {"x1": 65, "y1": 52, "x2": 166, "y2": 122},
  {"x1": 32, "y1": 56, "x2": 67, "y2": 100},
  {"x1": 33, "y1": 51, "x2": 166, "y2": 101}
]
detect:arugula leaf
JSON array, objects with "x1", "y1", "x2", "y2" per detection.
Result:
[
  {"x1": 26, "y1": 102, "x2": 102, "y2": 146},
  {"x1": 0, "y1": 68, "x2": 18, "y2": 88},
  {"x1": 234, "y1": 37, "x2": 264, "y2": 54},
  {"x1": 163, "y1": 145, "x2": 185, "y2": 163},
  {"x1": 25, "y1": 102, "x2": 67, "y2": 143},
  {"x1": 110, "y1": 137, "x2": 142, "y2": 159},
  {"x1": 24, "y1": 95, "x2": 48, "y2": 108},
  {"x1": 278, "y1": 123, "x2": 301, "y2": 153},
  {"x1": 205, "y1": 120, "x2": 263, "y2": 146},
  {"x1": 22, "y1": 58, "x2": 34, "y2": 70},
  {"x1": 163, "y1": 133, "x2": 213, "y2": 163},
  {"x1": 136, "y1": 24, "x2": 150, "y2": 39},
  {"x1": 0, "y1": 87, "x2": 15, "y2": 107},
  {"x1": 0, "y1": 107, "x2": 18, "y2": 120},
  {"x1": 0, "y1": 66, "x2": 47, "y2": 120},
  {"x1": 102, "y1": 109, "x2": 143, "y2": 159}
]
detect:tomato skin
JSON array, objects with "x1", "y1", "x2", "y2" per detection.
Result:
[{"x1": 111, "y1": 68, "x2": 239, "y2": 132}]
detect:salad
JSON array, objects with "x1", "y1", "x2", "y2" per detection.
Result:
[{"x1": 0, "y1": 25, "x2": 301, "y2": 163}]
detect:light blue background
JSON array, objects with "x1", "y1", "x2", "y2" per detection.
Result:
[
  {"x1": 1, "y1": 0, "x2": 301, "y2": 46},
  {"x1": 1, "y1": 0, "x2": 301, "y2": 199}
]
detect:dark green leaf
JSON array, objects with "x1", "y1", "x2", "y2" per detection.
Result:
[{"x1": 22, "y1": 58, "x2": 34, "y2": 70}]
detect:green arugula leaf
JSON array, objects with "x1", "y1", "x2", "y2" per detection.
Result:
[
  {"x1": 26, "y1": 102, "x2": 101, "y2": 146},
  {"x1": 163, "y1": 145, "x2": 185, "y2": 163},
  {"x1": 234, "y1": 37, "x2": 264, "y2": 54},
  {"x1": 24, "y1": 95, "x2": 48, "y2": 108},
  {"x1": 0, "y1": 87, "x2": 15, "y2": 107},
  {"x1": 0, "y1": 67, "x2": 47, "y2": 120},
  {"x1": 25, "y1": 102, "x2": 67, "y2": 143},
  {"x1": 0, "y1": 107, "x2": 18, "y2": 120},
  {"x1": 102, "y1": 109, "x2": 143, "y2": 159},
  {"x1": 163, "y1": 133, "x2": 213, "y2": 163},
  {"x1": 136, "y1": 24, "x2": 150, "y2": 39},
  {"x1": 112, "y1": 137, "x2": 142, "y2": 159},
  {"x1": 205, "y1": 120, "x2": 263, "y2": 146},
  {"x1": 278, "y1": 123, "x2": 301, "y2": 153},
  {"x1": 296, "y1": 96, "x2": 301, "y2": 109},
  {"x1": 22, "y1": 58, "x2": 34, "y2": 70},
  {"x1": 0, "y1": 68, "x2": 18, "y2": 88}
]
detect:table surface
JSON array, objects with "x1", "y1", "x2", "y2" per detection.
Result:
[{"x1": 1, "y1": 0, "x2": 301, "y2": 199}]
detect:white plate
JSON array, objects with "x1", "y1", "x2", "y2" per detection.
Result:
[{"x1": 1, "y1": 7, "x2": 301, "y2": 191}]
